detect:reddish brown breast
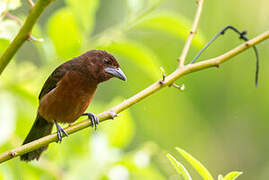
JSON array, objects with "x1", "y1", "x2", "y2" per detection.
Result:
[{"x1": 38, "y1": 71, "x2": 97, "y2": 123}]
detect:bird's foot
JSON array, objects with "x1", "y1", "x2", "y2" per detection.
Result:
[
  {"x1": 54, "y1": 121, "x2": 68, "y2": 143},
  {"x1": 82, "y1": 112, "x2": 99, "y2": 130}
]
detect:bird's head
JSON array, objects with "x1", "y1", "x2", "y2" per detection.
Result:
[{"x1": 81, "y1": 50, "x2": 127, "y2": 83}]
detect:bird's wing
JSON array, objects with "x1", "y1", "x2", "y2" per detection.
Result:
[{"x1": 38, "y1": 65, "x2": 68, "y2": 100}]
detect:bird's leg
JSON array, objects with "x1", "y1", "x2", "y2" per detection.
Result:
[
  {"x1": 54, "y1": 121, "x2": 68, "y2": 143},
  {"x1": 82, "y1": 113, "x2": 99, "y2": 130}
]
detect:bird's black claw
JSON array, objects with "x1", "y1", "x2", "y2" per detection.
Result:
[
  {"x1": 82, "y1": 112, "x2": 99, "y2": 130},
  {"x1": 54, "y1": 121, "x2": 68, "y2": 143}
]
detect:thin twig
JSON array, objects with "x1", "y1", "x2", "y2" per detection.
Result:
[
  {"x1": 0, "y1": 30, "x2": 268, "y2": 163},
  {"x1": 178, "y1": 0, "x2": 204, "y2": 68},
  {"x1": 0, "y1": 0, "x2": 54, "y2": 75}
]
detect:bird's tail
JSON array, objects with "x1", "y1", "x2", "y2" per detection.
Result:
[{"x1": 20, "y1": 114, "x2": 53, "y2": 161}]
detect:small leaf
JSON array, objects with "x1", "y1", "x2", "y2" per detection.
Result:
[
  {"x1": 100, "y1": 39, "x2": 161, "y2": 80},
  {"x1": 0, "y1": 39, "x2": 9, "y2": 53},
  {"x1": 135, "y1": 11, "x2": 206, "y2": 49},
  {"x1": 223, "y1": 171, "x2": 243, "y2": 180},
  {"x1": 167, "y1": 153, "x2": 192, "y2": 180},
  {"x1": 176, "y1": 147, "x2": 214, "y2": 180}
]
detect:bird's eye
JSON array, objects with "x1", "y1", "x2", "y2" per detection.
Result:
[{"x1": 104, "y1": 59, "x2": 111, "y2": 64}]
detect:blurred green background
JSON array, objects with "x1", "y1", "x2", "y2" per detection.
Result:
[{"x1": 0, "y1": 0, "x2": 269, "y2": 179}]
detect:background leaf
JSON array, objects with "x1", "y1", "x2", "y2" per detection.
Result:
[
  {"x1": 65, "y1": 0, "x2": 99, "y2": 34},
  {"x1": 135, "y1": 11, "x2": 206, "y2": 49},
  {"x1": 100, "y1": 39, "x2": 161, "y2": 80},
  {"x1": 0, "y1": 0, "x2": 269, "y2": 179},
  {"x1": 167, "y1": 153, "x2": 192, "y2": 180},
  {"x1": 176, "y1": 147, "x2": 214, "y2": 180},
  {"x1": 223, "y1": 171, "x2": 243, "y2": 180},
  {"x1": 47, "y1": 8, "x2": 82, "y2": 59}
]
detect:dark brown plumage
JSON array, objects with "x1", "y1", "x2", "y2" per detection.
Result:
[{"x1": 20, "y1": 50, "x2": 126, "y2": 161}]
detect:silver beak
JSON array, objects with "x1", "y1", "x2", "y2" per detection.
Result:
[{"x1": 105, "y1": 67, "x2": 127, "y2": 81}]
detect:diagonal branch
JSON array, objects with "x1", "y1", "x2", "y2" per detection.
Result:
[
  {"x1": 178, "y1": 0, "x2": 204, "y2": 68},
  {"x1": 0, "y1": 0, "x2": 54, "y2": 75},
  {"x1": 0, "y1": 0, "x2": 268, "y2": 164},
  {"x1": 0, "y1": 30, "x2": 268, "y2": 164}
]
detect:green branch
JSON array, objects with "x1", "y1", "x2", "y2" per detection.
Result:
[{"x1": 0, "y1": 0, "x2": 54, "y2": 75}]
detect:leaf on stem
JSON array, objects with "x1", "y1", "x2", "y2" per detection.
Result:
[
  {"x1": 167, "y1": 153, "x2": 192, "y2": 180},
  {"x1": 176, "y1": 147, "x2": 214, "y2": 180},
  {"x1": 223, "y1": 171, "x2": 243, "y2": 180}
]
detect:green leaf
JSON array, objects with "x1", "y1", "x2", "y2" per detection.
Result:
[
  {"x1": 65, "y1": 0, "x2": 99, "y2": 34},
  {"x1": 176, "y1": 147, "x2": 214, "y2": 180},
  {"x1": 0, "y1": 169, "x2": 3, "y2": 180},
  {"x1": 135, "y1": 11, "x2": 206, "y2": 49},
  {"x1": 167, "y1": 153, "x2": 192, "y2": 180},
  {"x1": 0, "y1": 38, "x2": 9, "y2": 53},
  {"x1": 47, "y1": 8, "x2": 82, "y2": 59},
  {"x1": 223, "y1": 171, "x2": 243, "y2": 180},
  {"x1": 99, "y1": 39, "x2": 161, "y2": 80}
]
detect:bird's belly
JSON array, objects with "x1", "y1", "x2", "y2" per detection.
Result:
[{"x1": 38, "y1": 85, "x2": 95, "y2": 123}]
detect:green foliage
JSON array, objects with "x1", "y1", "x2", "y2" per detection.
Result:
[
  {"x1": 135, "y1": 11, "x2": 206, "y2": 49},
  {"x1": 168, "y1": 147, "x2": 242, "y2": 180},
  {"x1": 176, "y1": 147, "x2": 214, "y2": 180},
  {"x1": 167, "y1": 153, "x2": 192, "y2": 180},
  {"x1": 47, "y1": 8, "x2": 82, "y2": 59},
  {"x1": 222, "y1": 172, "x2": 243, "y2": 180},
  {"x1": 100, "y1": 39, "x2": 161, "y2": 80},
  {"x1": 0, "y1": 39, "x2": 9, "y2": 53},
  {"x1": 1, "y1": 0, "x2": 268, "y2": 179},
  {"x1": 65, "y1": 0, "x2": 99, "y2": 34},
  {"x1": 101, "y1": 98, "x2": 135, "y2": 148}
]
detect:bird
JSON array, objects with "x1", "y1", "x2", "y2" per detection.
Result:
[{"x1": 20, "y1": 50, "x2": 127, "y2": 161}]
